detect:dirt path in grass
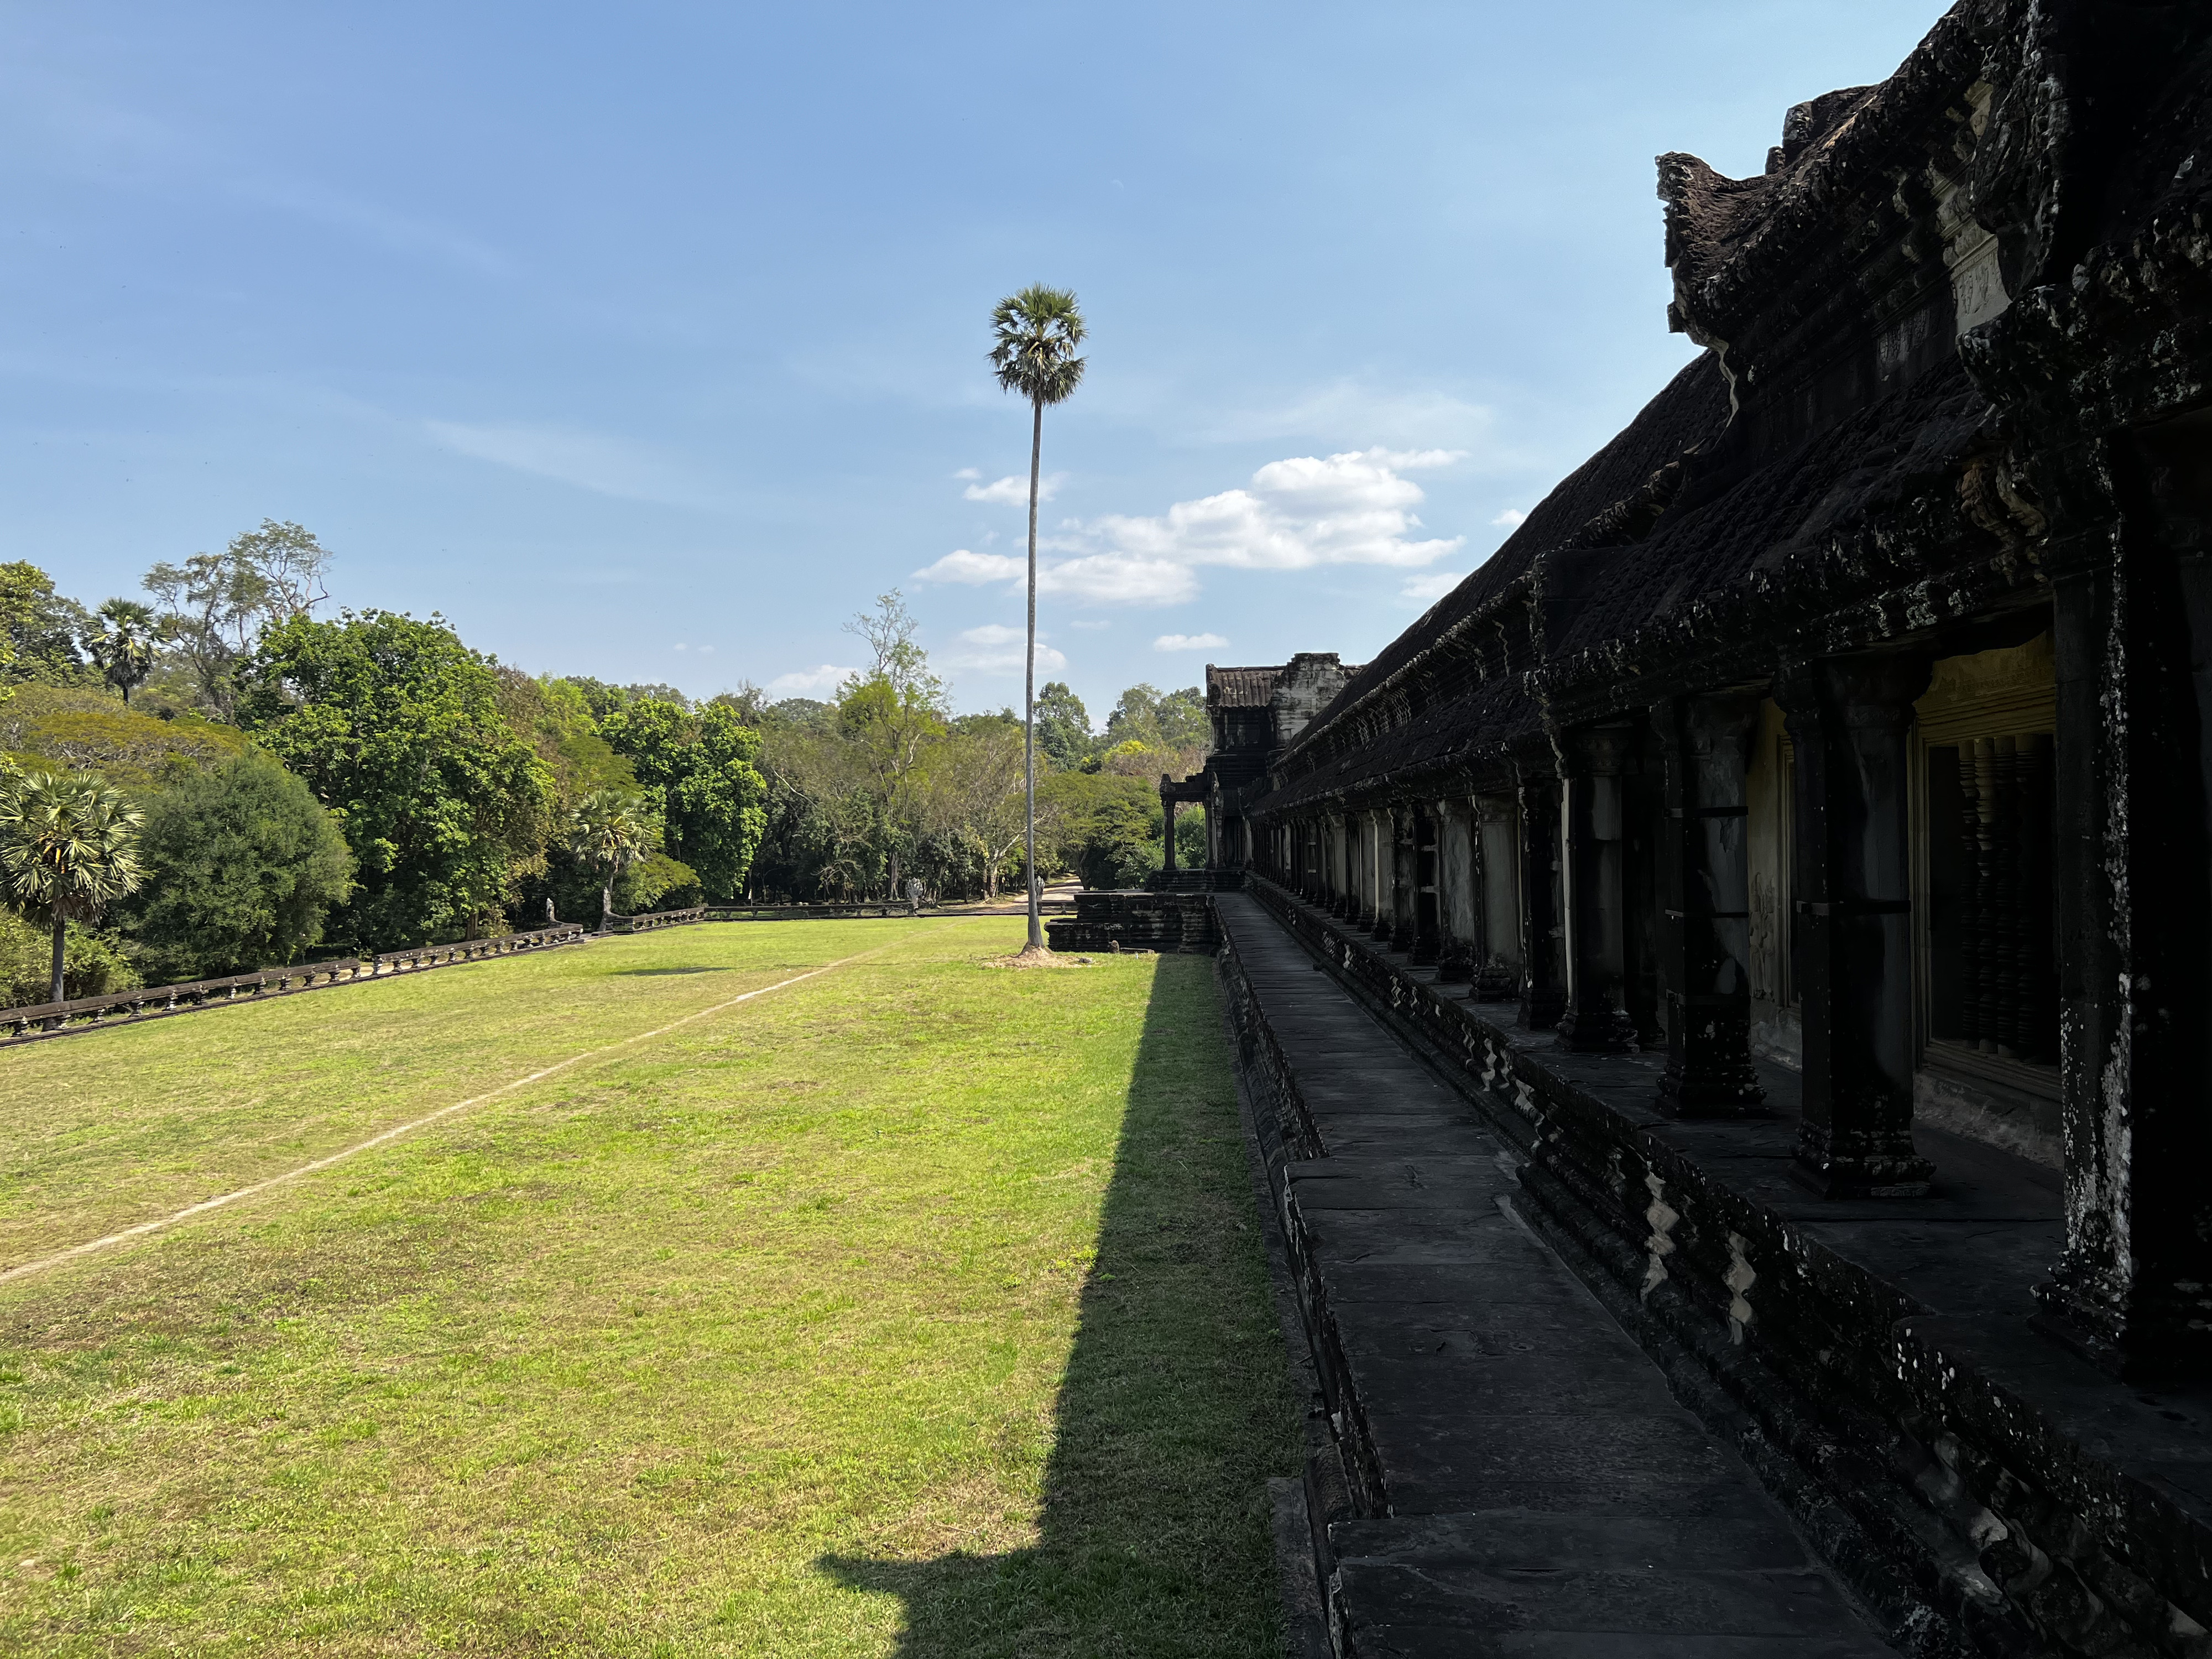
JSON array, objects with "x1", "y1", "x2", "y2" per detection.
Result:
[{"x1": 0, "y1": 932, "x2": 926, "y2": 1288}]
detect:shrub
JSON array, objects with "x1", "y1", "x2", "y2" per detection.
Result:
[
  {"x1": 0, "y1": 911, "x2": 138, "y2": 1006},
  {"x1": 123, "y1": 752, "x2": 354, "y2": 981},
  {"x1": 617, "y1": 852, "x2": 700, "y2": 914}
]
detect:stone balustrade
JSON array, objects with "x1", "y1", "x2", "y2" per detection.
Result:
[{"x1": 0, "y1": 920, "x2": 592, "y2": 1045}]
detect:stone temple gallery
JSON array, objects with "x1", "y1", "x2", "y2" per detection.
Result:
[{"x1": 1051, "y1": 2, "x2": 2212, "y2": 1653}]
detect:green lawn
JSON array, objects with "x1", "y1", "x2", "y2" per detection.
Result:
[{"x1": 0, "y1": 919, "x2": 1297, "y2": 1656}]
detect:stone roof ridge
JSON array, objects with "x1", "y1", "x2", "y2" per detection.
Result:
[{"x1": 1660, "y1": 0, "x2": 1996, "y2": 348}]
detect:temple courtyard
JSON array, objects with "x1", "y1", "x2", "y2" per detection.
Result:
[{"x1": 0, "y1": 921, "x2": 1296, "y2": 1656}]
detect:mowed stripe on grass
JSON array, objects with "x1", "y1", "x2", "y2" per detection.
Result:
[
  {"x1": 0, "y1": 919, "x2": 937, "y2": 1269},
  {"x1": 0, "y1": 934, "x2": 917, "y2": 1288},
  {"x1": 0, "y1": 919, "x2": 1298, "y2": 1657}
]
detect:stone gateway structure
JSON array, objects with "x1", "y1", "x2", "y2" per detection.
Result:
[{"x1": 1201, "y1": 4, "x2": 2212, "y2": 1655}]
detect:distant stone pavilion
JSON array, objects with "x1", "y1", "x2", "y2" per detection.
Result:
[{"x1": 1152, "y1": 3, "x2": 2212, "y2": 1650}]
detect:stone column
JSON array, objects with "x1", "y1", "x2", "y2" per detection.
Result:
[
  {"x1": 2034, "y1": 509, "x2": 2212, "y2": 1378},
  {"x1": 1557, "y1": 726, "x2": 1639, "y2": 1052},
  {"x1": 1474, "y1": 794, "x2": 1521, "y2": 1001},
  {"x1": 1369, "y1": 809, "x2": 1395, "y2": 940},
  {"x1": 1162, "y1": 796, "x2": 1178, "y2": 874},
  {"x1": 1516, "y1": 769, "x2": 1566, "y2": 1030},
  {"x1": 1656, "y1": 693, "x2": 1766, "y2": 1116},
  {"x1": 1778, "y1": 655, "x2": 1932, "y2": 1197},
  {"x1": 1436, "y1": 801, "x2": 1475, "y2": 982},
  {"x1": 1389, "y1": 806, "x2": 1418, "y2": 952}
]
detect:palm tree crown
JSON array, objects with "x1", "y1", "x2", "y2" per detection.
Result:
[
  {"x1": 989, "y1": 286, "x2": 1087, "y2": 408},
  {"x1": 567, "y1": 789, "x2": 658, "y2": 925},
  {"x1": 0, "y1": 770, "x2": 144, "y2": 1004},
  {"x1": 88, "y1": 598, "x2": 160, "y2": 705}
]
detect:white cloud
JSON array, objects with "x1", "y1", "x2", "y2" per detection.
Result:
[
  {"x1": 425, "y1": 420, "x2": 708, "y2": 505},
  {"x1": 1400, "y1": 571, "x2": 1467, "y2": 603},
  {"x1": 964, "y1": 471, "x2": 1063, "y2": 505},
  {"x1": 959, "y1": 623, "x2": 1031, "y2": 646},
  {"x1": 914, "y1": 549, "x2": 1023, "y2": 585},
  {"x1": 1491, "y1": 508, "x2": 1527, "y2": 527},
  {"x1": 1155, "y1": 633, "x2": 1229, "y2": 651},
  {"x1": 768, "y1": 664, "x2": 858, "y2": 697},
  {"x1": 1040, "y1": 553, "x2": 1197, "y2": 605},
  {"x1": 946, "y1": 643, "x2": 1068, "y2": 676},
  {"x1": 916, "y1": 448, "x2": 1463, "y2": 607},
  {"x1": 953, "y1": 467, "x2": 981, "y2": 480}
]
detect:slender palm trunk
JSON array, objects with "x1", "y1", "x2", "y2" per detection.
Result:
[
  {"x1": 601, "y1": 880, "x2": 613, "y2": 929},
  {"x1": 1024, "y1": 395, "x2": 1045, "y2": 951},
  {"x1": 49, "y1": 914, "x2": 66, "y2": 1005}
]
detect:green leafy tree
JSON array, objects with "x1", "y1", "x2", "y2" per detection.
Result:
[
  {"x1": 1038, "y1": 770, "x2": 1161, "y2": 890},
  {"x1": 567, "y1": 789, "x2": 659, "y2": 925},
  {"x1": 498, "y1": 671, "x2": 638, "y2": 812},
  {"x1": 0, "y1": 770, "x2": 144, "y2": 1003},
  {"x1": 1034, "y1": 681, "x2": 1095, "y2": 771},
  {"x1": 144, "y1": 520, "x2": 333, "y2": 719},
  {"x1": 0, "y1": 686, "x2": 248, "y2": 788},
  {"x1": 832, "y1": 591, "x2": 948, "y2": 899},
  {"x1": 990, "y1": 283, "x2": 1087, "y2": 950},
  {"x1": 921, "y1": 713, "x2": 1050, "y2": 899},
  {"x1": 236, "y1": 611, "x2": 554, "y2": 948},
  {"x1": 124, "y1": 751, "x2": 354, "y2": 980},
  {"x1": 1103, "y1": 682, "x2": 1207, "y2": 752},
  {"x1": 552, "y1": 676, "x2": 632, "y2": 725},
  {"x1": 598, "y1": 700, "x2": 768, "y2": 900},
  {"x1": 87, "y1": 598, "x2": 160, "y2": 705},
  {"x1": 0, "y1": 563, "x2": 96, "y2": 690}
]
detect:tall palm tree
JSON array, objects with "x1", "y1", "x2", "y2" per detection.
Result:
[
  {"x1": 0, "y1": 770, "x2": 144, "y2": 1004},
  {"x1": 567, "y1": 789, "x2": 657, "y2": 929},
  {"x1": 87, "y1": 598, "x2": 160, "y2": 705},
  {"x1": 989, "y1": 284, "x2": 1086, "y2": 953}
]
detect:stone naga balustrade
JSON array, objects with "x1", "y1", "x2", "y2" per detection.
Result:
[{"x1": 0, "y1": 920, "x2": 591, "y2": 1046}]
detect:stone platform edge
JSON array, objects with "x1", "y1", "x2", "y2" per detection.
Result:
[{"x1": 1214, "y1": 879, "x2": 2212, "y2": 1659}]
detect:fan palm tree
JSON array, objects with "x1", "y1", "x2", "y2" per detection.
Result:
[
  {"x1": 87, "y1": 598, "x2": 160, "y2": 705},
  {"x1": 0, "y1": 770, "x2": 144, "y2": 1005},
  {"x1": 989, "y1": 284, "x2": 1086, "y2": 953},
  {"x1": 567, "y1": 789, "x2": 657, "y2": 929}
]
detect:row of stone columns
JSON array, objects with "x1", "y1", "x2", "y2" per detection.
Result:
[
  {"x1": 1265, "y1": 650, "x2": 1944, "y2": 1202},
  {"x1": 1257, "y1": 546, "x2": 2212, "y2": 1373}
]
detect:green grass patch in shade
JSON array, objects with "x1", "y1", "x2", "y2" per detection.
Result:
[{"x1": 0, "y1": 919, "x2": 1298, "y2": 1656}]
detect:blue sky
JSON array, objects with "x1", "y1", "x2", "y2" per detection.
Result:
[{"x1": 3, "y1": 1, "x2": 1940, "y2": 719}]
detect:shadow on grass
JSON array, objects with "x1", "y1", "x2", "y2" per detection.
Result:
[
  {"x1": 818, "y1": 954, "x2": 1296, "y2": 1659},
  {"x1": 613, "y1": 966, "x2": 733, "y2": 977}
]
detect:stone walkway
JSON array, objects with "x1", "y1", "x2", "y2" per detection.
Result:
[{"x1": 1217, "y1": 893, "x2": 1895, "y2": 1657}]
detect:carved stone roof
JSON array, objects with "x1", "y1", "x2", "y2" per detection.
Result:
[
  {"x1": 1246, "y1": 0, "x2": 2212, "y2": 821},
  {"x1": 1206, "y1": 665, "x2": 1283, "y2": 709}
]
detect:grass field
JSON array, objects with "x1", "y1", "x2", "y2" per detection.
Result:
[{"x1": 0, "y1": 919, "x2": 1298, "y2": 1656}]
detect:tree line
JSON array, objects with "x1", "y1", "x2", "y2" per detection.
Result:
[{"x1": 0, "y1": 526, "x2": 1209, "y2": 1006}]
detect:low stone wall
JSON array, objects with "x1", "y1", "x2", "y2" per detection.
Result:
[
  {"x1": 1, "y1": 900, "x2": 966, "y2": 1047},
  {"x1": 1234, "y1": 875, "x2": 2212, "y2": 1659},
  {"x1": 1, "y1": 921, "x2": 593, "y2": 1045},
  {"x1": 695, "y1": 902, "x2": 932, "y2": 922},
  {"x1": 1044, "y1": 891, "x2": 1219, "y2": 954}
]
